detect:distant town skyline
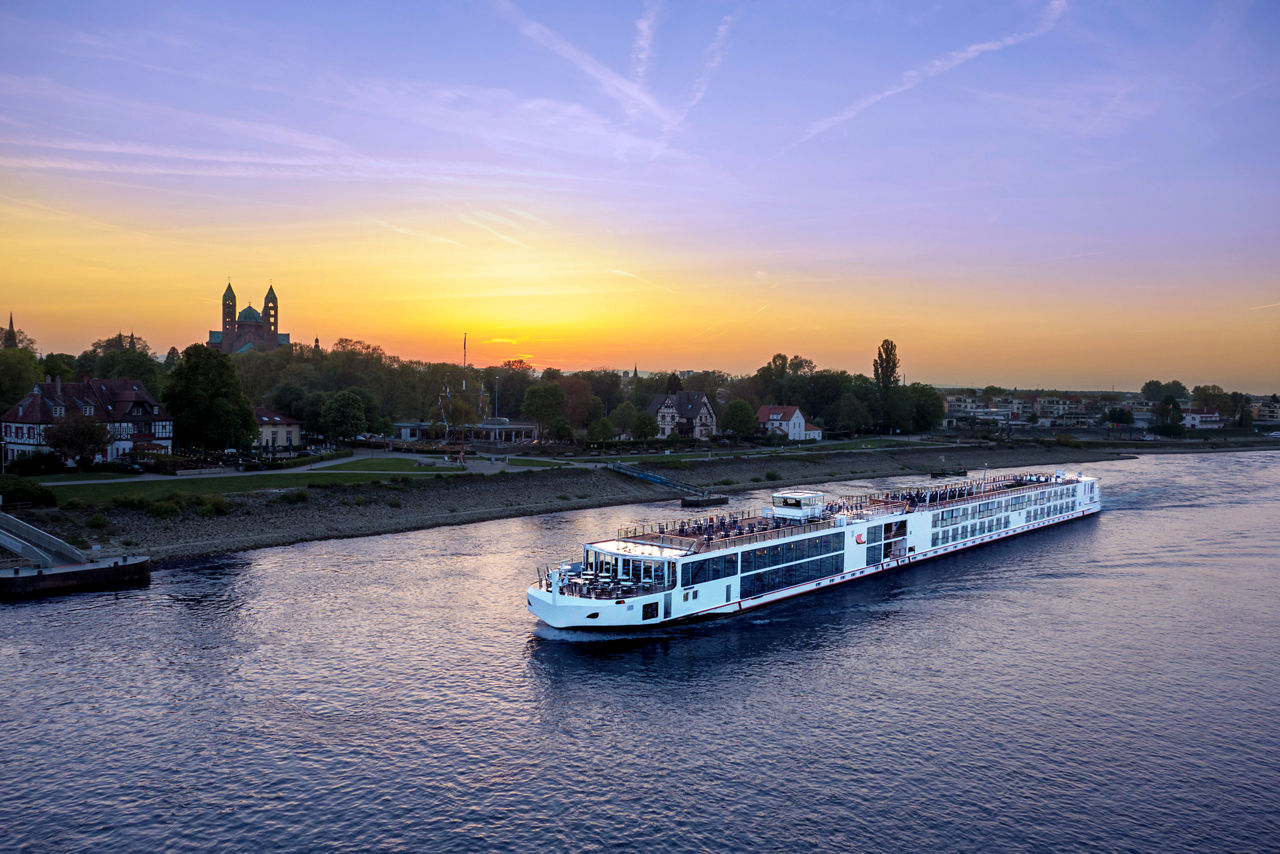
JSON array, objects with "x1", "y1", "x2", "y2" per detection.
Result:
[{"x1": 2, "y1": 1, "x2": 1278, "y2": 389}]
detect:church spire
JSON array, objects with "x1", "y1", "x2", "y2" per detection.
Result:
[
  {"x1": 263, "y1": 281, "x2": 279, "y2": 335},
  {"x1": 222, "y1": 280, "x2": 237, "y2": 341},
  {"x1": 3, "y1": 312, "x2": 16, "y2": 349}
]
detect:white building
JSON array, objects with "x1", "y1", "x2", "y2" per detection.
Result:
[
  {"x1": 756, "y1": 405, "x2": 821, "y2": 440},
  {"x1": 1182, "y1": 409, "x2": 1223, "y2": 429}
]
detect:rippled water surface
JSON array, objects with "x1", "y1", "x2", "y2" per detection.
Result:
[{"x1": 3, "y1": 453, "x2": 1279, "y2": 851}]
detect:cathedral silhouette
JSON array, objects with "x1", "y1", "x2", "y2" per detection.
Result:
[{"x1": 207, "y1": 283, "x2": 291, "y2": 354}]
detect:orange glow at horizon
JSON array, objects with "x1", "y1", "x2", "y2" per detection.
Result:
[{"x1": 5, "y1": 185, "x2": 1278, "y2": 393}]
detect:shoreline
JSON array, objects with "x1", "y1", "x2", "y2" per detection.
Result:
[{"x1": 14, "y1": 444, "x2": 1277, "y2": 565}]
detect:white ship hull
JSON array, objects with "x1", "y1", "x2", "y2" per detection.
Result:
[{"x1": 528, "y1": 472, "x2": 1101, "y2": 630}]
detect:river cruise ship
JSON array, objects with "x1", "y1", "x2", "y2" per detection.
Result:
[{"x1": 528, "y1": 471, "x2": 1100, "y2": 629}]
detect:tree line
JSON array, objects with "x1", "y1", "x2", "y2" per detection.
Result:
[{"x1": 9, "y1": 320, "x2": 1266, "y2": 457}]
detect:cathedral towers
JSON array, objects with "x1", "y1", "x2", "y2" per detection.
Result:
[
  {"x1": 208, "y1": 282, "x2": 290, "y2": 354},
  {"x1": 222, "y1": 283, "x2": 236, "y2": 337},
  {"x1": 264, "y1": 284, "x2": 278, "y2": 335}
]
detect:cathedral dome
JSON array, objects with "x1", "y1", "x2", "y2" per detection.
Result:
[{"x1": 237, "y1": 305, "x2": 262, "y2": 322}]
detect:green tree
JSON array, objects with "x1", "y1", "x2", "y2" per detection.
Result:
[
  {"x1": 301, "y1": 391, "x2": 329, "y2": 436},
  {"x1": 96, "y1": 348, "x2": 161, "y2": 397},
  {"x1": 521, "y1": 383, "x2": 566, "y2": 434},
  {"x1": 633, "y1": 411, "x2": 659, "y2": 444},
  {"x1": 1105, "y1": 406, "x2": 1135, "y2": 425},
  {"x1": 587, "y1": 417, "x2": 615, "y2": 444},
  {"x1": 665, "y1": 371, "x2": 683, "y2": 393},
  {"x1": 163, "y1": 345, "x2": 256, "y2": 452},
  {"x1": 1153, "y1": 394, "x2": 1184, "y2": 428},
  {"x1": 721, "y1": 398, "x2": 758, "y2": 439},
  {"x1": 609, "y1": 400, "x2": 637, "y2": 434},
  {"x1": 0, "y1": 347, "x2": 42, "y2": 411},
  {"x1": 884, "y1": 385, "x2": 915, "y2": 434},
  {"x1": 681, "y1": 371, "x2": 728, "y2": 408},
  {"x1": 40, "y1": 353, "x2": 77, "y2": 381},
  {"x1": 1162, "y1": 380, "x2": 1189, "y2": 400},
  {"x1": 560, "y1": 375, "x2": 598, "y2": 428},
  {"x1": 548, "y1": 416, "x2": 573, "y2": 443},
  {"x1": 872, "y1": 339, "x2": 901, "y2": 432},
  {"x1": 1140, "y1": 379, "x2": 1164, "y2": 402},
  {"x1": 321, "y1": 390, "x2": 367, "y2": 439},
  {"x1": 906, "y1": 383, "x2": 946, "y2": 432},
  {"x1": 42, "y1": 413, "x2": 112, "y2": 470},
  {"x1": 490, "y1": 360, "x2": 535, "y2": 420},
  {"x1": 836, "y1": 392, "x2": 873, "y2": 435},
  {"x1": 576, "y1": 369, "x2": 625, "y2": 414},
  {"x1": 4, "y1": 323, "x2": 38, "y2": 353}
]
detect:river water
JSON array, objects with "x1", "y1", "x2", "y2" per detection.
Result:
[{"x1": 2, "y1": 452, "x2": 1279, "y2": 852}]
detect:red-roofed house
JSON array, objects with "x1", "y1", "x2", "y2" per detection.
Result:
[
  {"x1": 756, "y1": 405, "x2": 822, "y2": 440},
  {"x1": 2, "y1": 377, "x2": 173, "y2": 464}
]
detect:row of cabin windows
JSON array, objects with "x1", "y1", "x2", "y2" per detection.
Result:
[
  {"x1": 683, "y1": 533, "x2": 846, "y2": 589},
  {"x1": 933, "y1": 516, "x2": 1012, "y2": 547},
  {"x1": 932, "y1": 487, "x2": 1077, "y2": 528},
  {"x1": 1027, "y1": 501, "x2": 1076, "y2": 522},
  {"x1": 740, "y1": 554, "x2": 845, "y2": 598},
  {"x1": 739, "y1": 533, "x2": 843, "y2": 576}
]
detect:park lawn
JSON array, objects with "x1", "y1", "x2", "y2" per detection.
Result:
[
  {"x1": 36, "y1": 472, "x2": 144, "y2": 483},
  {"x1": 507, "y1": 457, "x2": 569, "y2": 468},
  {"x1": 323, "y1": 457, "x2": 455, "y2": 472},
  {"x1": 48, "y1": 470, "x2": 444, "y2": 506}
]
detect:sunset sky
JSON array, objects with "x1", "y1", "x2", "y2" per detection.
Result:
[{"x1": 1, "y1": 1, "x2": 1277, "y2": 391}]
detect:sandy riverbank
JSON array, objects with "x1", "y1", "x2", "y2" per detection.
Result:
[{"x1": 13, "y1": 443, "x2": 1271, "y2": 563}]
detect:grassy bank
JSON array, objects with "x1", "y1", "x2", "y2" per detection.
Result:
[
  {"x1": 46, "y1": 470, "x2": 444, "y2": 505},
  {"x1": 323, "y1": 458, "x2": 463, "y2": 472}
]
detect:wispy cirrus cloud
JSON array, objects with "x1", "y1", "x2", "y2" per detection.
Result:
[
  {"x1": 959, "y1": 78, "x2": 1155, "y2": 139},
  {"x1": 1248, "y1": 301, "x2": 1280, "y2": 311},
  {"x1": 459, "y1": 213, "x2": 533, "y2": 249},
  {"x1": 491, "y1": 0, "x2": 672, "y2": 125},
  {"x1": 785, "y1": 0, "x2": 1068, "y2": 152},
  {"x1": 330, "y1": 77, "x2": 678, "y2": 164},
  {"x1": 609, "y1": 268, "x2": 642, "y2": 279},
  {"x1": 371, "y1": 219, "x2": 462, "y2": 246},
  {"x1": 676, "y1": 7, "x2": 743, "y2": 127},
  {"x1": 631, "y1": 0, "x2": 663, "y2": 86}
]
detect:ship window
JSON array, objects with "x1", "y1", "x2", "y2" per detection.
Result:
[
  {"x1": 740, "y1": 553, "x2": 846, "y2": 598},
  {"x1": 643, "y1": 602, "x2": 658, "y2": 620},
  {"x1": 586, "y1": 612, "x2": 599, "y2": 619}
]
